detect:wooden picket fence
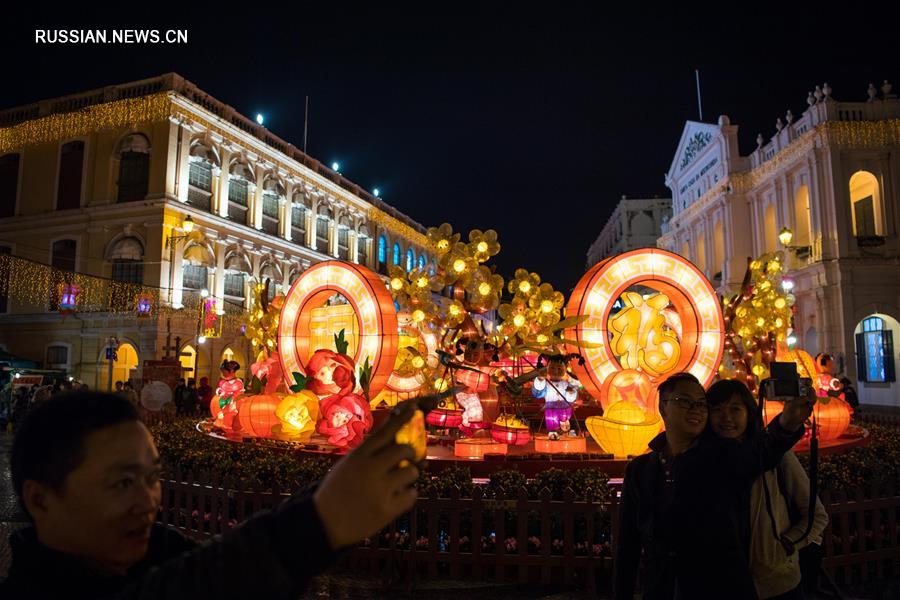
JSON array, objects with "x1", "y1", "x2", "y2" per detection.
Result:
[{"x1": 159, "y1": 468, "x2": 900, "y2": 591}]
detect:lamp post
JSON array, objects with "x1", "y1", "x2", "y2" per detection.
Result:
[
  {"x1": 778, "y1": 227, "x2": 811, "y2": 259},
  {"x1": 106, "y1": 336, "x2": 119, "y2": 393},
  {"x1": 165, "y1": 215, "x2": 195, "y2": 305}
]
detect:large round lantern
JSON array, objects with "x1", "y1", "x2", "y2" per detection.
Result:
[
  {"x1": 237, "y1": 393, "x2": 284, "y2": 438},
  {"x1": 278, "y1": 261, "x2": 398, "y2": 400},
  {"x1": 565, "y1": 248, "x2": 724, "y2": 410}
]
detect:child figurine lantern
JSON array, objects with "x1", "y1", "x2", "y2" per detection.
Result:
[
  {"x1": 211, "y1": 359, "x2": 245, "y2": 429},
  {"x1": 532, "y1": 354, "x2": 581, "y2": 439}
]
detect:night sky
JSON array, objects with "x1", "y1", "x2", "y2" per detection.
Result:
[{"x1": 3, "y1": 6, "x2": 896, "y2": 293}]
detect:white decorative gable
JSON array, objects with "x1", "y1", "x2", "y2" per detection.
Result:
[{"x1": 666, "y1": 121, "x2": 729, "y2": 215}]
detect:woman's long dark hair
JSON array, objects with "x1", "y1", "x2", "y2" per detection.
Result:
[{"x1": 706, "y1": 379, "x2": 762, "y2": 439}]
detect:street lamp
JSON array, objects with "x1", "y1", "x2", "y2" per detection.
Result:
[
  {"x1": 779, "y1": 227, "x2": 811, "y2": 258},
  {"x1": 166, "y1": 215, "x2": 196, "y2": 305}
]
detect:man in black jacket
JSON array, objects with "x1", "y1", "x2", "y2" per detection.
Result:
[
  {"x1": 614, "y1": 373, "x2": 814, "y2": 600},
  {"x1": 2, "y1": 391, "x2": 423, "y2": 599}
]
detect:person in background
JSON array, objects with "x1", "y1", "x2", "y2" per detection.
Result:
[
  {"x1": 173, "y1": 378, "x2": 187, "y2": 415},
  {"x1": 183, "y1": 378, "x2": 199, "y2": 417},
  {"x1": 122, "y1": 382, "x2": 140, "y2": 410},
  {"x1": 614, "y1": 372, "x2": 815, "y2": 600},
  {"x1": 707, "y1": 379, "x2": 828, "y2": 600},
  {"x1": 196, "y1": 377, "x2": 213, "y2": 417},
  {"x1": 839, "y1": 377, "x2": 860, "y2": 418},
  {"x1": 114, "y1": 381, "x2": 124, "y2": 394},
  {"x1": 2, "y1": 391, "x2": 424, "y2": 599}
]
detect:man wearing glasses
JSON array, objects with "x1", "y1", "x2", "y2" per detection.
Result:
[{"x1": 614, "y1": 372, "x2": 814, "y2": 600}]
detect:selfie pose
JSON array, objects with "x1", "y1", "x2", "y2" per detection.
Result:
[{"x1": 707, "y1": 379, "x2": 828, "y2": 600}]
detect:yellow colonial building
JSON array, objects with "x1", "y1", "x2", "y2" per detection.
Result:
[{"x1": 0, "y1": 73, "x2": 432, "y2": 388}]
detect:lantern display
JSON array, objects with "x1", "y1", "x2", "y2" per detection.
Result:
[
  {"x1": 601, "y1": 369, "x2": 655, "y2": 416},
  {"x1": 306, "y1": 349, "x2": 357, "y2": 396},
  {"x1": 458, "y1": 419, "x2": 491, "y2": 438},
  {"x1": 490, "y1": 414, "x2": 531, "y2": 445},
  {"x1": 566, "y1": 248, "x2": 724, "y2": 410},
  {"x1": 278, "y1": 261, "x2": 399, "y2": 402},
  {"x1": 586, "y1": 401, "x2": 662, "y2": 458},
  {"x1": 135, "y1": 293, "x2": 153, "y2": 317},
  {"x1": 532, "y1": 354, "x2": 579, "y2": 438},
  {"x1": 238, "y1": 393, "x2": 285, "y2": 438},
  {"x1": 201, "y1": 297, "x2": 223, "y2": 339},
  {"x1": 213, "y1": 361, "x2": 245, "y2": 430},
  {"x1": 426, "y1": 407, "x2": 464, "y2": 428},
  {"x1": 273, "y1": 391, "x2": 320, "y2": 441},
  {"x1": 534, "y1": 434, "x2": 587, "y2": 454},
  {"x1": 810, "y1": 398, "x2": 852, "y2": 441},
  {"x1": 58, "y1": 283, "x2": 80, "y2": 314},
  {"x1": 455, "y1": 366, "x2": 491, "y2": 393},
  {"x1": 454, "y1": 437, "x2": 508, "y2": 459},
  {"x1": 395, "y1": 409, "x2": 427, "y2": 461}
]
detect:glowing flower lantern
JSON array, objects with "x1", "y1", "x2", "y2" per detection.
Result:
[
  {"x1": 238, "y1": 393, "x2": 285, "y2": 438},
  {"x1": 454, "y1": 437, "x2": 508, "y2": 459},
  {"x1": 135, "y1": 293, "x2": 153, "y2": 318},
  {"x1": 316, "y1": 393, "x2": 373, "y2": 449},
  {"x1": 395, "y1": 409, "x2": 427, "y2": 461},
  {"x1": 58, "y1": 283, "x2": 80, "y2": 315},
  {"x1": 490, "y1": 414, "x2": 531, "y2": 445},
  {"x1": 273, "y1": 390, "x2": 320, "y2": 441},
  {"x1": 585, "y1": 401, "x2": 662, "y2": 458}
]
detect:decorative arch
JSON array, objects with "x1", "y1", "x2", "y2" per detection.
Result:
[
  {"x1": 189, "y1": 137, "x2": 220, "y2": 167},
  {"x1": 114, "y1": 132, "x2": 151, "y2": 158},
  {"x1": 565, "y1": 248, "x2": 724, "y2": 410},
  {"x1": 278, "y1": 260, "x2": 399, "y2": 398}
]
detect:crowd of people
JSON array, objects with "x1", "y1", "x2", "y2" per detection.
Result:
[{"x1": 0, "y1": 370, "x2": 823, "y2": 598}]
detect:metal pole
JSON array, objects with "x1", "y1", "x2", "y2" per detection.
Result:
[
  {"x1": 695, "y1": 69, "x2": 704, "y2": 122},
  {"x1": 303, "y1": 96, "x2": 309, "y2": 153}
]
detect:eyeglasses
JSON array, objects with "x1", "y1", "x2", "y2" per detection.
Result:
[{"x1": 669, "y1": 395, "x2": 709, "y2": 412}]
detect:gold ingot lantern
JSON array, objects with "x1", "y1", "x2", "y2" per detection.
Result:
[{"x1": 586, "y1": 400, "x2": 661, "y2": 458}]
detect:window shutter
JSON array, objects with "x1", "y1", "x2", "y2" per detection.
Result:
[
  {"x1": 855, "y1": 332, "x2": 867, "y2": 382},
  {"x1": 884, "y1": 330, "x2": 895, "y2": 383}
]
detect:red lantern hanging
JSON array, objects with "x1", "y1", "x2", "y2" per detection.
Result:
[
  {"x1": 58, "y1": 283, "x2": 80, "y2": 315},
  {"x1": 426, "y1": 407, "x2": 464, "y2": 428}
]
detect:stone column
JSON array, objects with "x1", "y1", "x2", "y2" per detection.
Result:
[
  {"x1": 306, "y1": 209, "x2": 315, "y2": 247},
  {"x1": 349, "y1": 230, "x2": 359, "y2": 263},
  {"x1": 216, "y1": 149, "x2": 232, "y2": 218},
  {"x1": 282, "y1": 182, "x2": 294, "y2": 241},
  {"x1": 170, "y1": 235, "x2": 186, "y2": 309},
  {"x1": 176, "y1": 126, "x2": 192, "y2": 203},
  {"x1": 250, "y1": 180, "x2": 262, "y2": 229},
  {"x1": 213, "y1": 240, "x2": 227, "y2": 308}
]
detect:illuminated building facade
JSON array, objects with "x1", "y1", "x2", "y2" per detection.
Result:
[
  {"x1": 659, "y1": 82, "x2": 900, "y2": 406},
  {"x1": 0, "y1": 73, "x2": 431, "y2": 387},
  {"x1": 586, "y1": 195, "x2": 672, "y2": 268}
]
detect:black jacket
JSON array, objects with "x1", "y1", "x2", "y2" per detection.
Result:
[
  {"x1": 614, "y1": 418, "x2": 803, "y2": 600},
  {"x1": 1, "y1": 493, "x2": 338, "y2": 599}
]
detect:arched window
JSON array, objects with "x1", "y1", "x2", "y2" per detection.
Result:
[
  {"x1": 179, "y1": 344, "x2": 196, "y2": 379},
  {"x1": 49, "y1": 239, "x2": 77, "y2": 311},
  {"x1": 713, "y1": 221, "x2": 724, "y2": 281},
  {"x1": 116, "y1": 135, "x2": 150, "y2": 203},
  {"x1": 429, "y1": 258, "x2": 436, "y2": 276},
  {"x1": 793, "y1": 185, "x2": 811, "y2": 250},
  {"x1": 316, "y1": 205, "x2": 332, "y2": 253},
  {"x1": 849, "y1": 171, "x2": 883, "y2": 239},
  {"x1": 417, "y1": 254, "x2": 426, "y2": 270},
  {"x1": 378, "y1": 235, "x2": 387, "y2": 270},
  {"x1": 0, "y1": 153, "x2": 19, "y2": 218},
  {"x1": 357, "y1": 225, "x2": 370, "y2": 266},
  {"x1": 393, "y1": 243, "x2": 401, "y2": 266},
  {"x1": 100, "y1": 342, "x2": 139, "y2": 390},
  {"x1": 338, "y1": 216, "x2": 351, "y2": 260},
  {"x1": 764, "y1": 203, "x2": 777, "y2": 254},
  {"x1": 57, "y1": 141, "x2": 84, "y2": 210},
  {"x1": 260, "y1": 264, "x2": 279, "y2": 302},
  {"x1": 856, "y1": 315, "x2": 896, "y2": 383},
  {"x1": 188, "y1": 142, "x2": 215, "y2": 212},
  {"x1": 109, "y1": 237, "x2": 144, "y2": 284},
  {"x1": 227, "y1": 162, "x2": 252, "y2": 222},
  {"x1": 261, "y1": 178, "x2": 281, "y2": 236},
  {"x1": 291, "y1": 194, "x2": 309, "y2": 245},
  {"x1": 182, "y1": 243, "x2": 212, "y2": 292},
  {"x1": 223, "y1": 253, "x2": 248, "y2": 299},
  {"x1": 406, "y1": 248, "x2": 415, "y2": 271},
  {"x1": 630, "y1": 211, "x2": 654, "y2": 237}
]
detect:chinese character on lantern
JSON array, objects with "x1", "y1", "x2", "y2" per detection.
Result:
[
  {"x1": 609, "y1": 292, "x2": 681, "y2": 377},
  {"x1": 58, "y1": 283, "x2": 80, "y2": 315}
]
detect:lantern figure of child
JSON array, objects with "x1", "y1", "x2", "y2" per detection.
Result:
[
  {"x1": 212, "y1": 360, "x2": 245, "y2": 429},
  {"x1": 532, "y1": 354, "x2": 581, "y2": 440}
]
